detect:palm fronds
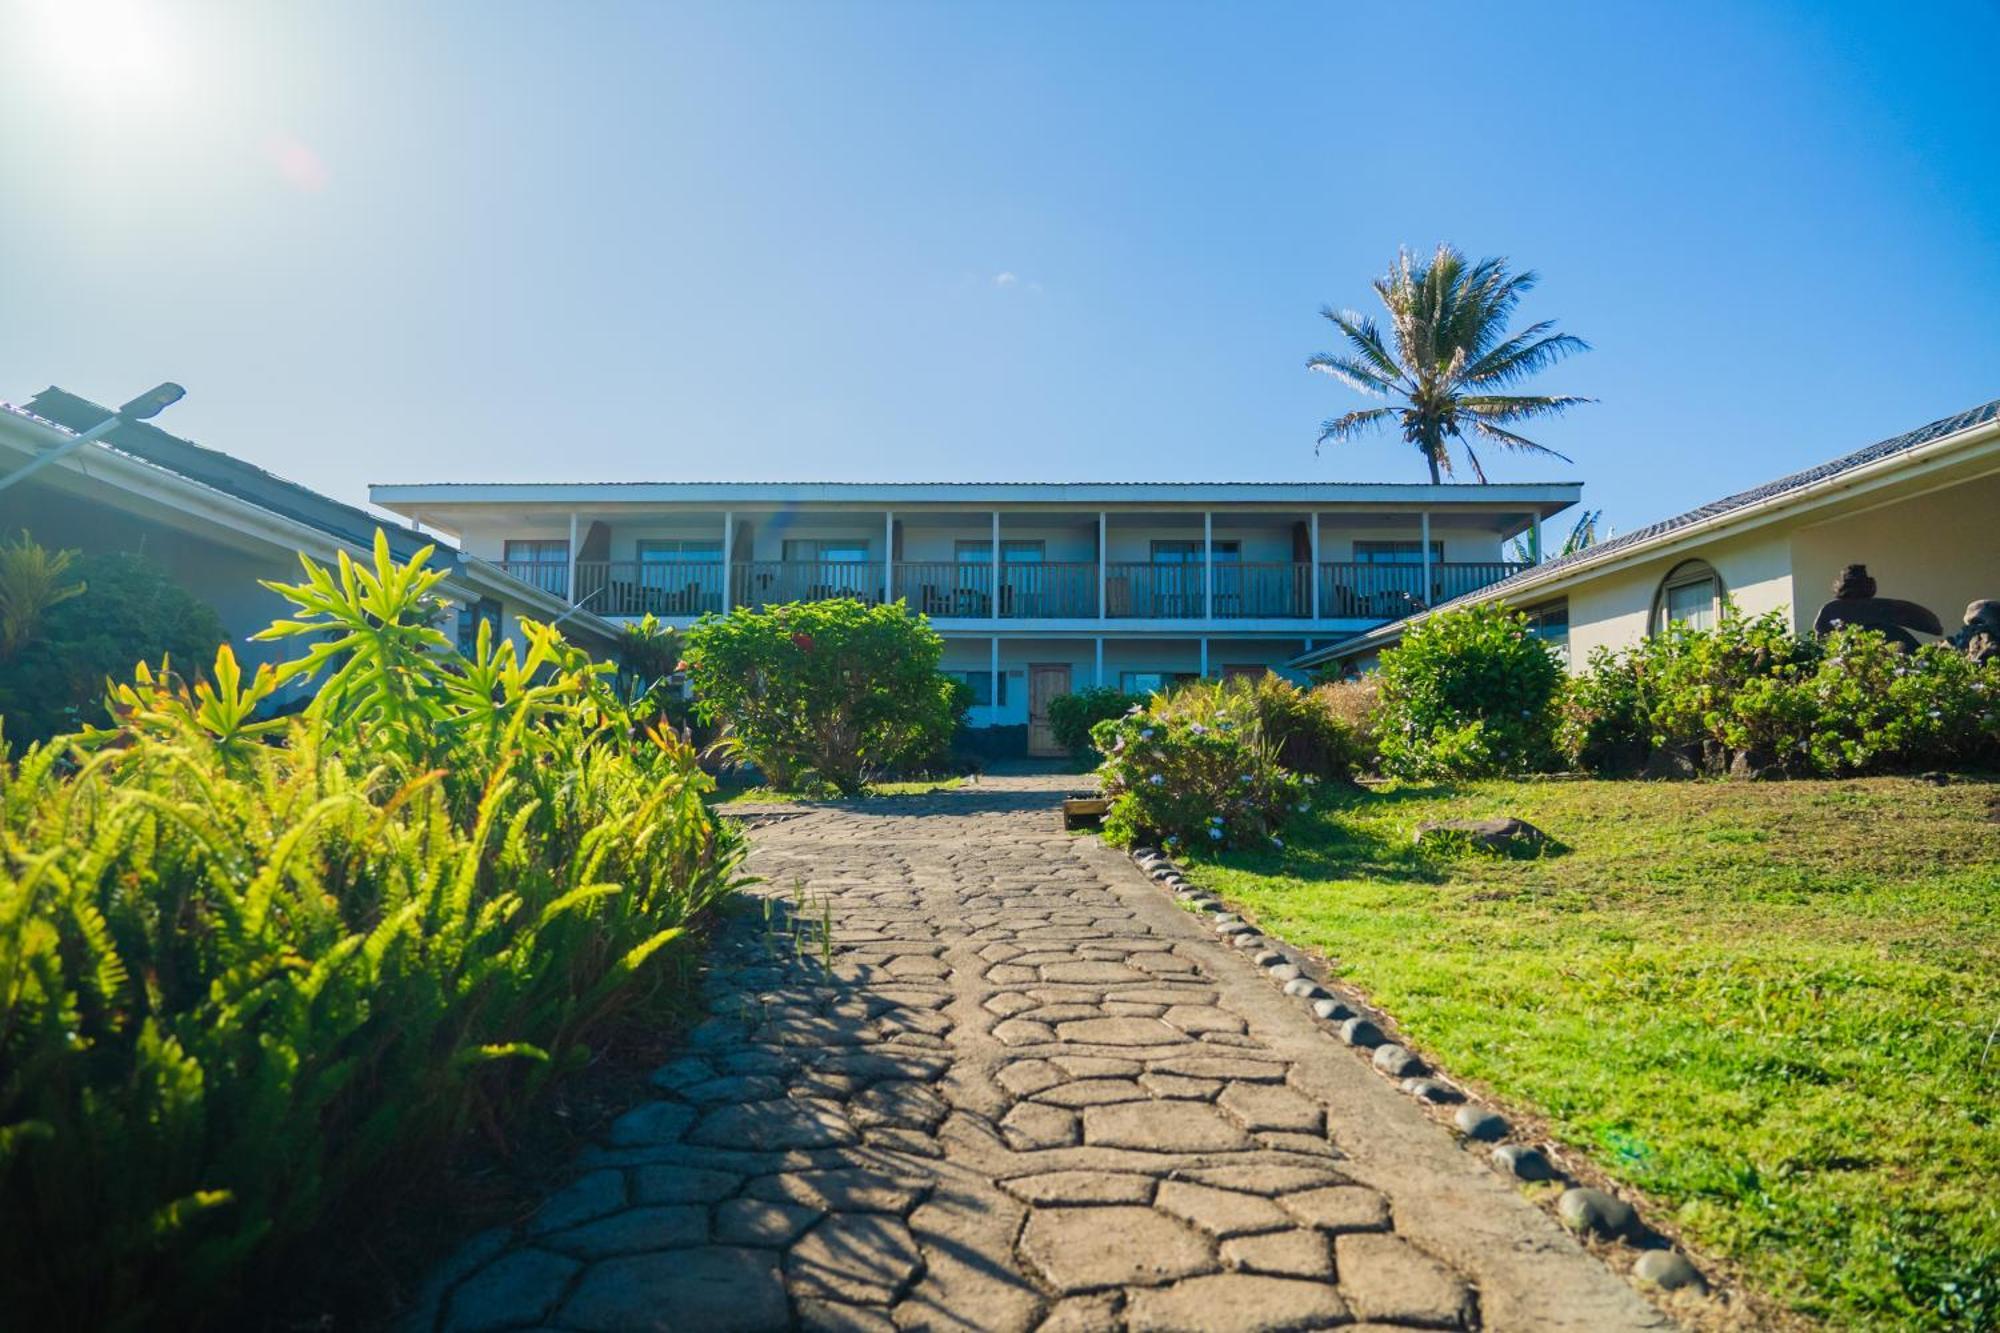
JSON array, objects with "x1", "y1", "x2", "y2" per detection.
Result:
[{"x1": 1308, "y1": 244, "x2": 1592, "y2": 482}]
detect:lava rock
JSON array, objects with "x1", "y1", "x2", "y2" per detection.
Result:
[
  {"x1": 1556, "y1": 1187, "x2": 1640, "y2": 1241},
  {"x1": 1371, "y1": 1045, "x2": 1425, "y2": 1078},
  {"x1": 1453, "y1": 1106, "x2": 1507, "y2": 1141},
  {"x1": 1413, "y1": 817, "x2": 1549, "y2": 857},
  {"x1": 1492, "y1": 1143, "x2": 1559, "y2": 1181},
  {"x1": 1337, "y1": 1017, "x2": 1384, "y2": 1048},
  {"x1": 1633, "y1": 1249, "x2": 1705, "y2": 1292},
  {"x1": 1402, "y1": 1077, "x2": 1462, "y2": 1104}
]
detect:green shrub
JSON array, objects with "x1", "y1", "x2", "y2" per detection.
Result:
[
  {"x1": 1152, "y1": 675, "x2": 1362, "y2": 781},
  {"x1": 1090, "y1": 694, "x2": 1302, "y2": 851},
  {"x1": 1555, "y1": 646, "x2": 1650, "y2": 774},
  {"x1": 683, "y1": 597, "x2": 961, "y2": 795},
  {"x1": 1796, "y1": 630, "x2": 2000, "y2": 774},
  {"x1": 1048, "y1": 686, "x2": 1146, "y2": 757},
  {"x1": 1642, "y1": 606, "x2": 1820, "y2": 760},
  {"x1": 1375, "y1": 603, "x2": 1562, "y2": 779},
  {"x1": 0, "y1": 534, "x2": 744, "y2": 1329},
  {"x1": 0, "y1": 545, "x2": 227, "y2": 747}
]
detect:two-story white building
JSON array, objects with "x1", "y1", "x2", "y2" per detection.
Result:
[{"x1": 369, "y1": 481, "x2": 1579, "y2": 755}]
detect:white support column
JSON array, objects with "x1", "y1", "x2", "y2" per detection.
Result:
[
  {"x1": 1308, "y1": 511, "x2": 1321, "y2": 620},
  {"x1": 883, "y1": 510, "x2": 894, "y2": 604},
  {"x1": 990, "y1": 510, "x2": 1002, "y2": 622},
  {"x1": 721, "y1": 511, "x2": 734, "y2": 611},
  {"x1": 1203, "y1": 511, "x2": 1214, "y2": 621},
  {"x1": 566, "y1": 511, "x2": 580, "y2": 604},
  {"x1": 990, "y1": 635, "x2": 1000, "y2": 719},
  {"x1": 1094, "y1": 636, "x2": 1104, "y2": 687},
  {"x1": 1097, "y1": 511, "x2": 1108, "y2": 620},
  {"x1": 1419, "y1": 510, "x2": 1433, "y2": 607},
  {"x1": 1199, "y1": 636, "x2": 1209, "y2": 678}
]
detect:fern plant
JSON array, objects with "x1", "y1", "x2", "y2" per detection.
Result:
[{"x1": 0, "y1": 532, "x2": 748, "y2": 1329}]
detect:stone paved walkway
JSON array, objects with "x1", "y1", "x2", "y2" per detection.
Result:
[{"x1": 412, "y1": 776, "x2": 1671, "y2": 1333}]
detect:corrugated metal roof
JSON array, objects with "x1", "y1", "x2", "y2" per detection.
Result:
[
  {"x1": 20, "y1": 386, "x2": 439, "y2": 563},
  {"x1": 1294, "y1": 394, "x2": 2000, "y2": 665}
]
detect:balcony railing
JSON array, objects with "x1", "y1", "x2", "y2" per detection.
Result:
[
  {"x1": 498, "y1": 557, "x2": 1532, "y2": 621},
  {"x1": 734, "y1": 560, "x2": 881, "y2": 609}
]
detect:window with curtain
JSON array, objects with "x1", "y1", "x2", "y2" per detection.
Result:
[
  {"x1": 1353, "y1": 540, "x2": 1444, "y2": 565},
  {"x1": 1653, "y1": 561, "x2": 1721, "y2": 634},
  {"x1": 502, "y1": 540, "x2": 569, "y2": 596}
]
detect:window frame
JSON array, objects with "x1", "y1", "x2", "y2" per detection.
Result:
[
  {"x1": 1652, "y1": 560, "x2": 1723, "y2": 636},
  {"x1": 1352, "y1": 539, "x2": 1445, "y2": 566},
  {"x1": 946, "y1": 669, "x2": 1007, "y2": 707}
]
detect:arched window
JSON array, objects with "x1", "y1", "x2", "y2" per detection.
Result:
[{"x1": 1652, "y1": 559, "x2": 1723, "y2": 635}]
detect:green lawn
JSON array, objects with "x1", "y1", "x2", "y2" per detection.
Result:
[
  {"x1": 708, "y1": 776, "x2": 965, "y2": 805},
  {"x1": 1186, "y1": 777, "x2": 1999, "y2": 1331}
]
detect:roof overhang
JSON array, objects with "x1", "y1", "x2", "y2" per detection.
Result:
[
  {"x1": 371, "y1": 479, "x2": 1583, "y2": 520},
  {"x1": 0, "y1": 406, "x2": 620, "y2": 648},
  {"x1": 1289, "y1": 407, "x2": 2000, "y2": 669}
]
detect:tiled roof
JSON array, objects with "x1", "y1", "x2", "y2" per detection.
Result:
[{"x1": 1298, "y1": 395, "x2": 2000, "y2": 663}]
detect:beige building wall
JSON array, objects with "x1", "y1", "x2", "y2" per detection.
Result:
[
  {"x1": 1789, "y1": 469, "x2": 2000, "y2": 633},
  {"x1": 1563, "y1": 528, "x2": 1795, "y2": 662}
]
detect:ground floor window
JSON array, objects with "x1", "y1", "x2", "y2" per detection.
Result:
[
  {"x1": 946, "y1": 669, "x2": 1007, "y2": 706},
  {"x1": 1120, "y1": 670, "x2": 1198, "y2": 695},
  {"x1": 1653, "y1": 560, "x2": 1721, "y2": 635},
  {"x1": 457, "y1": 597, "x2": 502, "y2": 655}
]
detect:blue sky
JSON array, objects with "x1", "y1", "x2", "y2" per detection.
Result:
[{"x1": 3, "y1": 1, "x2": 1996, "y2": 536}]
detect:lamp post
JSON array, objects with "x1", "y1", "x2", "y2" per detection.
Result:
[{"x1": 0, "y1": 382, "x2": 186, "y2": 493}]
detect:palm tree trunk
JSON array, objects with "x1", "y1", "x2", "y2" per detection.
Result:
[{"x1": 1426, "y1": 450, "x2": 1441, "y2": 485}]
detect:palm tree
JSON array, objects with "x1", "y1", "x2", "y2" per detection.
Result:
[
  {"x1": 1309, "y1": 245, "x2": 1591, "y2": 483},
  {"x1": 1509, "y1": 508, "x2": 1606, "y2": 565}
]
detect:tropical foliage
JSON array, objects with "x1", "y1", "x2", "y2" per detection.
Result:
[
  {"x1": 1374, "y1": 602, "x2": 1563, "y2": 778},
  {"x1": 0, "y1": 533, "x2": 745, "y2": 1329},
  {"x1": 0, "y1": 542, "x2": 227, "y2": 747},
  {"x1": 1048, "y1": 686, "x2": 1146, "y2": 758},
  {"x1": 1310, "y1": 244, "x2": 1590, "y2": 482},
  {"x1": 682, "y1": 597, "x2": 962, "y2": 795},
  {"x1": 1091, "y1": 693, "x2": 1302, "y2": 852}
]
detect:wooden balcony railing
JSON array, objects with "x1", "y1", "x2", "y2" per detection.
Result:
[{"x1": 498, "y1": 556, "x2": 1531, "y2": 622}]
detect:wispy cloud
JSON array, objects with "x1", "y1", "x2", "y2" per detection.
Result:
[{"x1": 992, "y1": 271, "x2": 1018, "y2": 287}]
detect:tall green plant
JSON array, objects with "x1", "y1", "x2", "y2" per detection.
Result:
[
  {"x1": 0, "y1": 531, "x2": 85, "y2": 658},
  {"x1": 0, "y1": 532, "x2": 746, "y2": 1329},
  {"x1": 1376, "y1": 602, "x2": 1562, "y2": 778}
]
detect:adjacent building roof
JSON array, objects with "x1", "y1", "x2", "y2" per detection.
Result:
[
  {"x1": 370, "y1": 479, "x2": 1583, "y2": 513},
  {"x1": 4, "y1": 387, "x2": 618, "y2": 642},
  {"x1": 1293, "y1": 394, "x2": 2000, "y2": 668}
]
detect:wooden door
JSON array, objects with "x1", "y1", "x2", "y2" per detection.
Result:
[{"x1": 1027, "y1": 664, "x2": 1071, "y2": 757}]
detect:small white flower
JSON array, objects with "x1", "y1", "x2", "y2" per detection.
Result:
[
  {"x1": 1207, "y1": 827, "x2": 1223, "y2": 839},
  {"x1": 1239, "y1": 774, "x2": 1253, "y2": 784},
  {"x1": 1140, "y1": 727, "x2": 1154, "y2": 739},
  {"x1": 1270, "y1": 836, "x2": 1284, "y2": 848},
  {"x1": 1189, "y1": 723, "x2": 1207, "y2": 735},
  {"x1": 1149, "y1": 774, "x2": 1165, "y2": 786},
  {"x1": 1208, "y1": 814, "x2": 1224, "y2": 824}
]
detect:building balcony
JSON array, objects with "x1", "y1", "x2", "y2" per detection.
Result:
[{"x1": 499, "y1": 558, "x2": 1533, "y2": 624}]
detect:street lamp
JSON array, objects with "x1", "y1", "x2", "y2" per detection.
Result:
[{"x1": 0, "y1": 381, "x2": 186, "y2": 493}]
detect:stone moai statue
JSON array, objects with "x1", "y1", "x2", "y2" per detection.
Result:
[{"x1": 1809, "y1": 564, "x2": 1943, "y2": 652}]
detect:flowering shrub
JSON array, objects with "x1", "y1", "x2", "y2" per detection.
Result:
[
  {"x1": 1556, "y1": 612, "x2": 2000, "y2": 776},
  {"x1": 1792, "y1": 630, "x2": 2000, "y2": 773},
  {"x1": 1151, "y1": 674, "x2": 1363, "y2": 781},
  {"x1": 683, "y1": 598, "x2": 963, "y2": 794},
  {"x1": 1375, "y1": 604, "x2": 1562, "y2": 779},
  {"x1": 1091, "y1": 702, "x2": 1301, "y2": 851},
  {"x1": 1311, "y1": 677, "x2": 1381, "y2": 774}
]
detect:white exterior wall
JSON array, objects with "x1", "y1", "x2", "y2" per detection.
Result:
[
  {"x1": 939, "y1": 635, "x2": 1312, "y2": 727},
  {"x1": 1789, "y1": 470, "x2": 2000, "y2": 630}
]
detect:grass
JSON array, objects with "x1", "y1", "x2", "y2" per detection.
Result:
[
  {"x1": 708, "y1": 775, "x2": 965, "y2": 805},
  {"x1": 1186, "y1": 777, "x2": 2000, "y2": 1331}
]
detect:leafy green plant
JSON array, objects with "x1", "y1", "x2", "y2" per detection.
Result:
[
  {"x1": 1091, "y1": 694, "x2": 1302, "y2": 851},
  {"x1": 0, "y1": 547, "x2": 227, "y2": 747},
  {"x1": 0, "y1": 531, "x2": 85, "y2": 657},
  {"x1": 1048, "y1": 686, "x2": 1145, "y2": 758},
  {"x1": 0, "y1": 532, "x2": 746, "y2": 1329},
  {"x1": 682, "y1": 597, "x2": 961, "y2": 795},
  {"x1": 1375, "y1": 603, "x2": 1561, "y2": 778},
  {"x1": 1152, "y1": 675, "x2": 1363, "y2": 782},
  {"x1": 1641, "y1": 605, "x2": 1820, "y2": 763},
  {"x1": 1796, "y1": 630, "x2": 2000, "y2": 775},
  {"x1": 1556, "y1": 646, "x2": 1650, "y2": 774},
  {"x1": 1311, "y1": 677, "x2": 1381, "y2": 774}
]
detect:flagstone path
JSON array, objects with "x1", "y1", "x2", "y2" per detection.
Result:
[{"x1": 409, "y1": 775, "x2": 1671, "y2": 1332}]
